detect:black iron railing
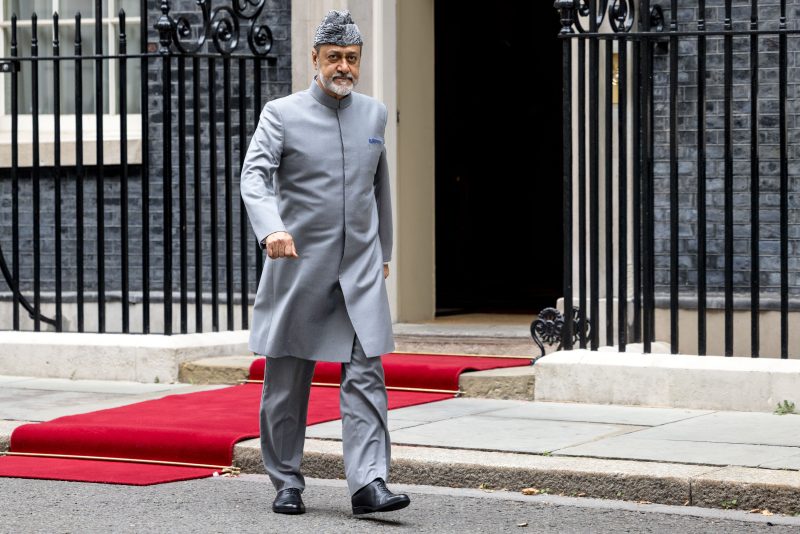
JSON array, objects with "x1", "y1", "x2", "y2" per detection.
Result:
[
  {"x1": 0, "y1": 0, "x2": 277, "y2": 335},
  {"x1": 554, "y1": 0, "x2": 800, "y2": 358}
]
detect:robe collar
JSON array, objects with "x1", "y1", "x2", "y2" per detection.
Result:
[{"x1": 310, "y1": 76, "x2": 353, "y2": 110}]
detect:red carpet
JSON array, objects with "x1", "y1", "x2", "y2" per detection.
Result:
[
  {"x1": 249, "y1": 352, "x2": 531, "y2": 391},
  {"x1": 0, "y1": 352, "x2": 529, "y2": 485}
]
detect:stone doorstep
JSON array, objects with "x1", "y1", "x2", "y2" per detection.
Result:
[
  {"x1": 178, "y1": 355, "x2": 537, "y2": 401},
  {"x1": 393, "y1": 335, "x2": 539, "y2": 358},
  {"x1": 177, "y1": 327, "x2": 541, "y2": 397},
  {"x1": 233, "y1": 438, "x2": 800, "y2": 516}
]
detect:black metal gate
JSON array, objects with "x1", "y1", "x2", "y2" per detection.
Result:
[
  {"x1": 0, "y1": 0, "x2": 281, "y2": 335},
  {"x1": 555, "y1": 0, "x2": 800, "y2": 358}
]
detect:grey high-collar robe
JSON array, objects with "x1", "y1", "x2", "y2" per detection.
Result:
[{"x1": 240, "y1": 80, "x2": 394, "y2": 361}]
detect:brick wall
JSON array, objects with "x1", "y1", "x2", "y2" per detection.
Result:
[{"x1": 651, "y1": 0, "x2": 800, "y2": 306}]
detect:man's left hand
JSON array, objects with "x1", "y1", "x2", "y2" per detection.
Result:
[{"x1": 383, "y1": 264, "x2": 389, "y2": 279}]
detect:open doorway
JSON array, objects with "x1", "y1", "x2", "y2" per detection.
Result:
[{"x1": 434, "y1": 2, "x2": 564, "y2": 315}]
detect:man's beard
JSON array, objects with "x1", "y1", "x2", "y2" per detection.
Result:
[{"x1": 320, "y1": 71, "x2": 357, "y2": 96}]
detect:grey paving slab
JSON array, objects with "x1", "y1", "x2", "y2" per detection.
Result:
[
  {"x1": 0, "y1": 376, "x2": 36, "y2": 385},
  {"x1": 387, "y1": 415, "x2": 640, "y2": 453},
  {"x1": 555, "y1": 434, "x2": 800, "y2": 468},
  {"x1": 3, "y1": 378, "x2": 188, "y2": 394},
  {"x1": 0, "y1": 420, "x2": 27, "y2": 433},
  {"x1": 385, "y1": 397, "x2": 527, "y2": 422},
  {"x1": 481, "y1": 402, "x2": 713, "y2": 427},
  {"x1": 306, "y1": 417, "x2": 430, "y2": 440},
  {"x1": 758, "y1": 452, "x2": 800, "y2": 470},
  {"x1": 0, "y1": 390, "x2": 129, "y2": 421},
  {"x1": 0, "y1": 382, "x2": 227, "y2": 421},
  {"x1": 627, "y1": 412, "x2": 800, "y2": 447}
]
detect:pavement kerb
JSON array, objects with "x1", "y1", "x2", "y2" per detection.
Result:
[
  {"x1": 232, "y1": 438, "x2": 800, "y2": 515},
  {"x1": 2, "y1": 425, "x2": 799, "y2": 515}
]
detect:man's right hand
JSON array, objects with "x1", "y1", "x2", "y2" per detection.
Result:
[{"x1": 265, "y1": 231, "x2": 299, "y2": 259}]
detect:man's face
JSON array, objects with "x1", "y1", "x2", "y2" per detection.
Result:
[{"x1": 313, "y1": 44, "x2": 361, "y2": 97}]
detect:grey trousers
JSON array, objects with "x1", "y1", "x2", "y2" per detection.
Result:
[{"x1": 259, "y1": 336, "x2": 391, "y2": 495}]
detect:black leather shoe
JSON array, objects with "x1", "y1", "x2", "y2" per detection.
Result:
[
  {"x1": 351, "y1": 478, "x2": 411, "y2": 515},
  {"x1": 272, "y1": 488, "x2": 305, "y2": 515}
]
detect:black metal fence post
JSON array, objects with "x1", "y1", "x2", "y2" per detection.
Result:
[
  {"x1": 750, "y1": 0, "x2": 760, "y2": 358},
  {"x1": 209, "y1": 55, "x2": 220, "y2": 332},
  {"x1": 178, "y1": 53, "x2": 188, "y2": 334},
  {"x1": 618, "y1": 29, "x2": 628, "y2": 352},
  {"x1": 697, "y1": 0, "x2": 707, "y2": 356},
  {"x1": 156, "y1": 0, "x2": 173, "y2": 335},
  {"x1": 95, "y1": 0, "x2": 106, "y2": 333},
  {"x1": 53, "y1": 13, "x2": 63, "y2": 332},
  {"x1": 192, "y1": 55, "x2": 203, "y2": 333},
  {"x1": 588, "y1": 0, "x2": 600, "y2": 351},
  {"x1": 32, "y1": 13, "x2": 41, "y2": 332},
  {"x1": 239, "y1": 57, "x2": 249, "y2": 330},
  {"x1": 723, "y1": 0, "x2": 734, "y2": 356},
  {"x1": 224, "y1": 56, "x2": 235, "y2": 331},
  {"x1": 141, "y1": 0, "x2": 151, "y2": 334},
  {"x1": 75, "y1": 13, "x2": 85, "y2": 332},
  {"x1": 668, "y1": 0, "x2": 679, "y2": 354},
  {"x1": 10, "y1": 15, "x2": 20, "y2": 331},
  {"x1": 120, "y1": 10, "x2": 131, "y2": 334},
  {"x1": 640, "y1": 0, "x2": 654, "y2": 354},
  {"x1": 556, "y1": 0, "x2": 574, "y2": 350},
  {"x1": 779, "y1": 0, "x2": 789, "y2": 358},
  {"x1": 604, "y1": 30, "x2": 614, "y2": 348}
]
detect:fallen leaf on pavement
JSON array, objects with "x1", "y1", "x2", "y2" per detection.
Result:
[
  {"x1": 521, "y1": 488, "x2": 540, "y2": 495},
  {"x1": 637, "y1": 500, "x2": 653, "y2": 505},
  {"x1": 762, "y1": 510, "x2": 774, "y2": 516}
]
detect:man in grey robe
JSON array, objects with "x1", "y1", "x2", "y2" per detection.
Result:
[{"x1": 240, "y1": 10, "x2": 410, "y2": 516}]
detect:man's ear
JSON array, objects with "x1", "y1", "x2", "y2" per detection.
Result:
[{"x1": 311, "y1": 48, "x2": 318, "y2": 69}]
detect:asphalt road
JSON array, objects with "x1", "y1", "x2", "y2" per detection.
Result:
[{"x1": 1, "y1": 475, "x2": 798, "y2": 533}]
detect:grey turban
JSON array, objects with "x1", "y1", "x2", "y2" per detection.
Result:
[{"x1": 313, "y1": 10, "x2": 363, "y2": 47}]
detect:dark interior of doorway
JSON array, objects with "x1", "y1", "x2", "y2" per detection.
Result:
[{"x1": 434, "y1": 2, "x2": 564, "y2": 315}]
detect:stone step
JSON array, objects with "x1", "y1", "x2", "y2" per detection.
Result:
[
  {"x1": 178, "y1": 356, "x2": 257, "y2": 385},
  {"x1": 178, "y1": 354, "x2": 536, "y2": 401},
  {"x1": 392, "y1": 322, "x2": 540, "y2": 358},
  {"x1": 178, "y1": 321, "x2": 542, "y2": 399},
  {"x1": 393, "y1": 335, "x2": 537, "y2": 358}
]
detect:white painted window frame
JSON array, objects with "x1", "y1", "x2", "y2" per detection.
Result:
[{"x1": 0, "y1": 0, "x2": 143, "y2": 167}]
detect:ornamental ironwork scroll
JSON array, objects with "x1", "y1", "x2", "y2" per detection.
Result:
[
  {"x1": 530, "y1": 307, "x2": 591, "y2": 359},
  {"x1": 553, "y1": 0, "x2": 637, "y2": 34},
  {"x1": 155, "y1": 0, "x2": 274, "y2": 56}
]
